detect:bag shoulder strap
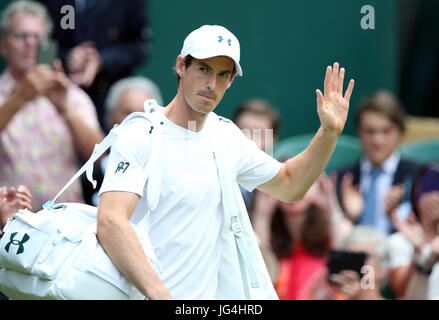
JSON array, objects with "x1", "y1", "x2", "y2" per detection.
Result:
[
  {"x1": 205, "y1": 114, "x2": 261, "y2": 296},
  {"x1": 43, "y1": 99, "x2": 163, "y2": 210}
]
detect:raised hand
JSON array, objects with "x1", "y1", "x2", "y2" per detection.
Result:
[
  {"x1": 316, "y1": 62, "x2": 355, "y2": 135},
  {"x1": 391, "y1": 211, "x2": 427, "y2": 254},
  {"x1": 384, "y1": 184, "x2": 404, "y2": 216},
  {"x1": 0, "y1": 185, "x2": 33, "y2": 228},
  {"x1": 340, "y1": 173, "x2": 364, "y2": 221}
]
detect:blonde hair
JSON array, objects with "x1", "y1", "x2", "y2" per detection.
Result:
[{"x1": 0, "y1": 0, "x2": 53, "y2": 39}]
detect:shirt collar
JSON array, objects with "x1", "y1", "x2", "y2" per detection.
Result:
[
  {"x1": 361, "y1": 151, "x2": 401, "y2": 175},
  {"x1": 0, "y1": 70, "x2": 17, "y2": 96}
]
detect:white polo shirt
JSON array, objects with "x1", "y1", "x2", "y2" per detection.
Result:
[{"x1": 99, "y1": 110, "x2": 281, "y2": 299}]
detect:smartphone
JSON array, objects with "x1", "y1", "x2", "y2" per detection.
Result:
[
  {"x1": 327, "y1": 249, "x2": 368, "y2": 278},
  {"x1": 37, "y1": 40, "x2": 58, "y2": 66}
]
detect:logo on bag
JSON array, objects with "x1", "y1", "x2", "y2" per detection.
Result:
[
  {"x1": 5, "y1": 232, "x2": 30, "y2": 255},
  {"x1": 115, "y1": 161, "x2": 130, "y2": 174}
]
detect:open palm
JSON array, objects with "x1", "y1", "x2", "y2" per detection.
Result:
[{"x1": 316, "y1": 62, "x2": 355, "y2": 135}]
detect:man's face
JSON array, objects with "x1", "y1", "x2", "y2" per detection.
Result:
[
  {"x1": 0, "y1": 13, "x2": 47, "y2": 73},
  {"x1": 358, "y1": 111, "x2": 402, "y2": 166},
  {"x1": 110, "y1": 89, "x2": 154, "y2": 126},
  {"x1": 235, "y1": 112, "x2": 275, "y2": 152},
  {"x1": 177, "y1": 55, "x2": 235, "y2": 114}
]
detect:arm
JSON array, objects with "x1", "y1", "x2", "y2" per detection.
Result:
[
  {"x1": 97, "y1": 191, "x2": 171, "y2": 299},
  {"x1": 0, "y1": 66, "x2": 58, "y2": 132},
  {"x1": 258, "y1": 63, "x2": 355, "y2": 202}
]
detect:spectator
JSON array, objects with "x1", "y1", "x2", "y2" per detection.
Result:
[
  {"x1": 84, "y1": 76, "x2": 163, "y2": 206},
  {"x1": 309, "y1": 226, "x2": 390, "y2": 300},
  {"x1": 252, "y1": 173, "x2": 352, "y2": 299},
  {"x1": 387, "y1": 162, "x2": 439, "y2": 299},
  {"x1": 232, "y1": 99, "x2": 280, "y2": 216},
  {"x1": 38, "y1": 0, "x2": 152, "y2": 132},
  {"x1": 336, "y1": 90, "x2": 420, "y2": 235},
  {"x1": 0, "y1": 0, "x2": 103, "y2": 209}
]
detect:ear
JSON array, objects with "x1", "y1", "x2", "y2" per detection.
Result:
[
  {"x1": 227, "y1": 74, "x2": 236, "y2": 89},
  {"x1": 175, "y1": 55, "x2": 185, "y2": 78}
]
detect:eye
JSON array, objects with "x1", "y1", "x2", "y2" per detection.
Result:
[
  {"x1": 199, "y1": 66, "x2": 208, "y2": 73},
  {"x1": 220, "y1": 72, "x2": 231, "y2": 79}
]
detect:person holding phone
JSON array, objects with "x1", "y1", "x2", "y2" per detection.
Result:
[
  {"x1": 0, "y1": 1, "x2": 104, "y2": 208},
  {"x1": 309, "y1": 226, "x2": 389, "y2": 300}
]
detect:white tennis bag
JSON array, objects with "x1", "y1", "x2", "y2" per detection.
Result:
[{"x1": 0, "y1": 100, "x2": 162, "y2": 300}]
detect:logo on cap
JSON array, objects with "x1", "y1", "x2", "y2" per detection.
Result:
[{"x1": 218, "y1": 36, "x2": 231, "y2": 46}]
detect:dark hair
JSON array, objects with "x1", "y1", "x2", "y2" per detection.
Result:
[
  {"x1": 355, "y1": 90, "x2": 406, "y2": 133},
  {"x1": 270, "y1": 203, "x2": 331, "y2": 258},
  {"x1": 175, "y1": 54, "x2": 237, "y2": 84},
  {"x1": 175, "y1": 55, "x2": 195, "y2": 84},
  {"x1": 411, "y1": 161, "x2": 439, "y2": 220},
  {"x1": 233, "y1": 99, "x2": 281, "y2": 139}
]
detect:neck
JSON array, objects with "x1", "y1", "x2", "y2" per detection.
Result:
[
  {"x1": 284, "y1": 214, "x2": 303, "y2": 244},
  {"x1": 164, "y1": 94, "x2": 209, "y2": 132},
  {"x1": 7, "y1": 66, "x2": 25, "y2": 82}
]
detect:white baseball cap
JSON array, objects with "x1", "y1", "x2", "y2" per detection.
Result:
[{"x1": 180, "y1": 25, "x2": 243, "y2": 76}]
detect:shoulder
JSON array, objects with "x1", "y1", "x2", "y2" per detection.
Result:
[
  {"x1": 112, "y1": 117, "x2": 154, "y2": 157},
  {"x1": 397, "y1": 158, "x2": 421, "y2": 175},
  {"x1": 208, "y1": 112, "x2": 242, "y2": 136},
  {"x1": 67, "y1": 84, "x2": 97, "y2": 116},
  {"x1": 387, "y1": 232, "x2": 413, "y2": 251}
]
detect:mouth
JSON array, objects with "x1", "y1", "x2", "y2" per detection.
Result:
[{"x1": 198, "y1": 93, "x2": 216, "y2": 101}]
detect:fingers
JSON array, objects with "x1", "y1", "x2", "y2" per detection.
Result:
[
  {"x1": 17, "y1": 185, "x2": 32, "y2": 199},
  {"x1": 338, "y1": 67, "x2": 345, "y2": 95},
  {"x1": 341, "y1": 173, "x2": 354, "y2": 189},
  {"x1": 6, "y1": 187, "x2": 16, "y2": 201},
  {"x1": 332, "y1": 62, "x2": 339, "y2": 92},
  {"x1": 15, "y1": 190, "x2": 32, "y2": 207},
  {"x1": 0, "y1": 187, "x2": 6, "y2": 198},
  {"x1": 316, "y1": 89, "x2": 324, "y2": 109},
  {"x1": 329, "y1": 171, "x2": 338, "y2": 186},
  {"x1": 344, "y1": 79, "x2": 355, "y2": 101},
  {"x1": 324, "y1": 66, "x2": 332, "y2": 95}
]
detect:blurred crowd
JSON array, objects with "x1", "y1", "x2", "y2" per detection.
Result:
[{"x1": 0, "y1": 0, "x2": 438, "y2": 300}]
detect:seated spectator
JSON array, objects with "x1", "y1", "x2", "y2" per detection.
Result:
[
  {"x1": 84, "y1": 76, "x2": 163, "y2": 206},
  {"x1": 387, "y1": 162, "x2": 439, "y2": 299},
  {"x1": 336, "y1": 90, "x2": 420, "y2": 235},
  {"x1": 252, "y1": 173, "x2": 352, "y2": 299},
  {"x1": 232, "y1": 99, "x2": 280, "y2": 217},
  {"x1": 0, "y1": 1, "x2": 104, "y2": 209},
  {"x1": 309, "y1": 226, "x2": 390, "y2": 300},
  {"x1": 104, "y1": 76, "x2": 163, "y2": 129}
]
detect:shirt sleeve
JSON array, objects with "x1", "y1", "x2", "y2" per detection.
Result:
[
  {"x1": 228, "y1": 124, "x2": 282, "y2": 192},
  {"x1": 98, "y1": 119, "x2": 152, "y2": 197},
  {"x1": 387, "y1": 232, "x2": 414, "y2": 270},
  {"x1": 67, "y1": 85, "x2": 100, "y2": 129}
]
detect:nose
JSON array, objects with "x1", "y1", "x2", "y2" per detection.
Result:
[
  {"x1": 206, "y1": 74, "x2": 217, "y2": 90},
  {"x1": 24, "y1": 34, "x2": 40, "y2": 48}
]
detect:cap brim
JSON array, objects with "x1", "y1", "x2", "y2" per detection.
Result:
[{"x1": 187, "y1": 50, "x2": 243, "y2": 76}]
